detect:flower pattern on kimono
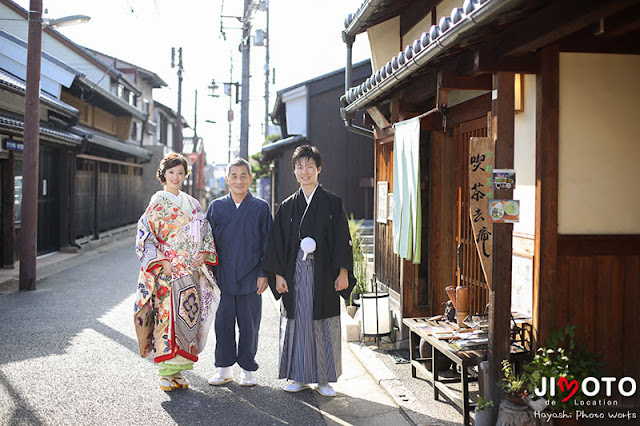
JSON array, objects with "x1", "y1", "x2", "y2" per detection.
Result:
[
  {"x1": 157, "y1": 285, "x2": 169, "y2": 299},
  {"x1": 134, "y1": 191, "x2": 219, "y2": 360}
]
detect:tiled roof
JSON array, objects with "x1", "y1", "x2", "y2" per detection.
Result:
[
  {"x1": 344, "y1": 0, "x2": 412, "y2": 36},
  {"x1": 340, "y1": 0, "x2": 518, "y2": 115},
  {"x1": 0, "y1": 113, "x2": 83, "y2": 145}
]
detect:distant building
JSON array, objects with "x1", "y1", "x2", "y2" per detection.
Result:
[{"x1": 264, "y1": 59, "x2": 373, "y2": 219}]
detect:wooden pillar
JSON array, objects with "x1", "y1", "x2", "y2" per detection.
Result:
[
  {"x1": 69, "y1": 154, "x2": 77, "y2": 245},
  {"x1": 58, "y1": 151, "x2": 70, "y2": 249},
  {"x1": 93, "y1": 160, "x2": 99, "y2": 240},
  {"x1": 533, "y1": 46, "x2": 559, "y2": 346},
  {"x1": 488, "y1": 71, "x2": 515, "y2": 409},
  {"x1": 1, "y1": 153, "x2": 16, "y2": 268}
]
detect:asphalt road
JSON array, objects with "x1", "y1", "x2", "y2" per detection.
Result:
[{"x1": 0, "y1": 243, "x2": 329, "y2": 426}]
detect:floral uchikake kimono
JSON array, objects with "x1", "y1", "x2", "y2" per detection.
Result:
[{"x1": 134, "y1": 191, "x2": 220, "y2": 366}]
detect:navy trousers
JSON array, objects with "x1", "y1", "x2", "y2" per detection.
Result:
[{"x1": 214, "y1": 291, "x2": 262, "y2": 371}]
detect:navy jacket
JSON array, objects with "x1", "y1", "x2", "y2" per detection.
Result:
[{"x1": 206, "y1": 192, "x2": 272, "y2": 295}]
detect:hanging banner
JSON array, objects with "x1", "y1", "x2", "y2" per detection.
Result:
[{"x1": 469, "y1": 137, "x2": 495, "y2": 290}]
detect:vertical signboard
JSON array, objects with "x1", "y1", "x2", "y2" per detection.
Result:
[{"x1": 469, "y1": 137, "x2": 495, "y2": 290}]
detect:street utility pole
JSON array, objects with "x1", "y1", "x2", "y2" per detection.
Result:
[
  {"x1": 192, "y1": 89, "x2": 198, "y2": 197},
  {"x1": 19, "y1": 0, "x2": 43, "y2": 291},
  {"x1": 240, "y1": 0, "x2": 251, "y2": 160},
  {"x1": 172, "y1": 47, "x2": 184, "y2": 153},
  {"x1": 264, "y1": 1, "x2": 270, "y2": 138}
]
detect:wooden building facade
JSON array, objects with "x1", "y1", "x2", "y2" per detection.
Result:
[
  {"x1": 340, "y1": 0, "x2": 640, "y2": 411},
  {"x1": 0, "y1": 2, "x2": 153, "y2": 266}
]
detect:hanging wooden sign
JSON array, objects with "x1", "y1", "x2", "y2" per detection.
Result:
[{"x1": 469, "y1": 137, "x2": 495, "y2": 290}]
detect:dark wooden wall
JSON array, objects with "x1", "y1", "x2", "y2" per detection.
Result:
[
  {"x1": 307, "y1": 89, "x2": 373, "y2": 219},
  {"x1": 75, "y1": 158, "x2": 144, "y2": 239},
  {"x1": 374, "y1": 137, "x2": 401, "y2": 295},
  {"x1": 556, "y1": 235, "x2": 640, "y2": 408}
]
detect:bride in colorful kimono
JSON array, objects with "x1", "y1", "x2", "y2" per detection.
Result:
[{"x1": 134, "y1": 153, "x2": 220, "y2": 391}]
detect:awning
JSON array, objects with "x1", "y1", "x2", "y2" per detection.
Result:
[
  {"x1": 260, "y1": 135, "x2": 309, "y2": 162},
  {"x1": 85, "y1": 130, "x2": 152, "y2": 161},
  {"x1": 0, "y1": 113, "x2": 83, "y2": 147}
]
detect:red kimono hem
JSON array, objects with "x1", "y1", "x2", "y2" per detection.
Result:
[{"x1": 154, "y1": 350, "x2": 199, "y2": 363}]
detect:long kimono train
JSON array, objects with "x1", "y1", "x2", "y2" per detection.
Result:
[
  {"x1": 134, "y1": 191, "x2": 220, "y2": 371},
  {"x1": 264, "y1": 186, "x2": 355, "y2": 384}
]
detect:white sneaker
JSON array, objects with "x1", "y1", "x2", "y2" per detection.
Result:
[
  {"x1": 208, "y1": 367, "x2": 233, "y2": 386},
  {"x1": 238, "y1": 369, "x2": 257, "y2": 387},
  {"x1": 284, "y1": 381, "x2": 310, "y2": 392},
  {"x1": 315, "y1": 383, "x2": 336, "y2": 397}
]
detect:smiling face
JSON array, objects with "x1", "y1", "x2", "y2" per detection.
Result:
[
  {"x1": 294, "y1": 156, "x2": 321, "y2": 188},
  {"x1": 163, "y1": 164, "x2": 186, "y2": 193},
  {"x1": 226, "y1": 164, "x2": 252, "y2": 198}
]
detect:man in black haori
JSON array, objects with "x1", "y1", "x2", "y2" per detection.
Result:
[{"x1": 263, "y1": 145, "x2": 355, "y2": 397}]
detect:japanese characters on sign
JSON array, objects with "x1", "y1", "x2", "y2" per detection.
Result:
[{"x1": 469, "y1": 137, "x2": 495, "y2": 290}]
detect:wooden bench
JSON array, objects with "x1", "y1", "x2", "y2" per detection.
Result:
[
  {"x1": 403, "y1": 317, "x2": 531, "y2": 425},
  {"x1": 403, "y1": 317, "x2": 484, "y2": 426}
]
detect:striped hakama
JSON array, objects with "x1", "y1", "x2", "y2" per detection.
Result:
[{"x1": 279, "y1": 250, "x2": 342, "y2": 384}]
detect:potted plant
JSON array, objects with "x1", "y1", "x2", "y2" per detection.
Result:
[
  {"x1": 501, "y1": 359, "x2": 528, "y2": 404},
  {"x1": 523, "y1": 325, "x2": 601, "y2": 424},
  {"x1": 347, "y1": 216, "x2": 368, "y2": 317},
  {"x1": 475, "y1": 396, "x2": 494, "y2": 426}
]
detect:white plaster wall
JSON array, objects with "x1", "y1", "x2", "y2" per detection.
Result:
[
  {"x1": 436, "y1": 0, "x2": 461, "y2": 23},
  {"x1": 367, "y1": 17, "x2": 400, "y2": 72},
  {"x1": 282, "y1": 85, "x2": 307, "y2": 136},
  {"x1": 513, "y1": 74, "x2": 537, "y2": 237},
  {"x1": 402, "y1": 14, "x2": 431, "y2": 49},
  {"x1": 558, "y1": 53, "x2": 640, "y2": 234}
]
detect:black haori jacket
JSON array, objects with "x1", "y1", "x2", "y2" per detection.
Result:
[{"x1": 263, "y1": 186, "x2": 356, "y2": 320}]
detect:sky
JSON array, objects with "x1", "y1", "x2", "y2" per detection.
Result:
[{"x1": 13, "y1": 0, "x2": 372, "y2": 163}]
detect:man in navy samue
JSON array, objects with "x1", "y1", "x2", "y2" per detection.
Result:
[{"x1": 206, "y1": 158, "x2": 272, "y2": 386}]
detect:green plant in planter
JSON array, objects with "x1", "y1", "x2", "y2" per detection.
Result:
[
  {"x1": 501, "y1": 359, "x2": 528, "y2": 401},
  {"x1": 476, "y1": 396, "x2": 494, "y2": 411},
  {"x1": 348, "y1": 215, "x2": 368, "y2": 305},
  {"x1": 524, "y1": 325, "x2": 601, "y2": 413},
  {"x1": 475, "y1": 396, "x2": 494, "y2": 426}
]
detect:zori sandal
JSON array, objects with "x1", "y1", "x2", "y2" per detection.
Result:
[
  {"x1": 172, "y1": 375, "x2": 189, "y2": 389},
  {"x1": 159, "y1": 376, "x2": 175, "y2": 391}
]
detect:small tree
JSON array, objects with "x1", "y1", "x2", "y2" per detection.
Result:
[{"x1": 348, "y1": 215, "x2": 368, "y2": 305}]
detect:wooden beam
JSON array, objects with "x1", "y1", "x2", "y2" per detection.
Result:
[
  {"x1": 391, "y1": 96, "x2": 401, "y2": 124},
  {"x1": 366, "y1": 107, "x2": 391, "y2": 129},
  {"x1": 533, "y1": 46, "x2": 560, "y2": 349},
  {"x1": 600, "y1": 3, "x2": 640, "y2": 38},
  {"x1": 558, "y1": 28, "x2": 640, "y2": 54},
  {"x1": 446, "y1": 93, "x2": 491, "y2": 126},
  {"x1": 400, "y1": 72, "x2": 438, "y2": 105},
  {"x1": 456, "y1": 49, "x2": 540, "y2": 76},
  {"x1": 438, "y1": 70, "x2": 492, "y2": 91},
  {"x1": 374, "y1": 126, "x2": 394, "y2": 142},
  {"x1": 557, "y1": 235, "x2": 640, "y2": 257},
  {"x1": 498, "y1": 0, "x2": 639, "y2": 56},
  {"x1": 488, "y1": 71, "x2": 515, "y2": 411}
]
